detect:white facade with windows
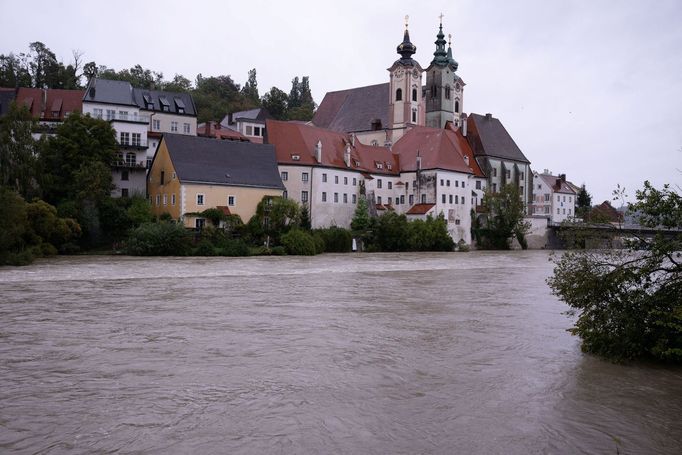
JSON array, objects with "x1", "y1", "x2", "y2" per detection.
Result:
[{"x1": 531, "y1": 171, "x2": 576, "y2": 223}]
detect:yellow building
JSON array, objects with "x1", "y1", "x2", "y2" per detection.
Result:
[{"x1": 148, "y1": 134, "x2": 285, "y2": 228}]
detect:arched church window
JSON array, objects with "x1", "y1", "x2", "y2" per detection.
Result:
[
  {"x1": 412, "y1": 88, "x2": 417, "y2": 101},
  {"x1": 445, "y1": 86, "x2": 451, "y2": 99},
  {"x1": 411, "y1": 109, "x2": 417, "y2": 123},
  {"x1": 455, "y1": 100, "x2": 460, "y2": 113},
  {"x1": 396, "y1": 88, "x2": 402, "y2": 101}
]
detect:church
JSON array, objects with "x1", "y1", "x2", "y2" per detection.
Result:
[{"x1": 265, "y1": 16, "x2": 532, "y2": 245}]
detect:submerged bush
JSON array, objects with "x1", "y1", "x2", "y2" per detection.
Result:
[
  {"x1": 281, "y1": 229, "x2": 318, "y2": 256},
  {"x1": 125, "y1": 222, "x2": 191, "y2": 256},
  {"x1": 314, "y1": 226, "x2": 352, "y2": 252}
]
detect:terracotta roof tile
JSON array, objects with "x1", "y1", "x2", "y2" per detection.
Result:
[
  {"x1": 406, "y1": 203, "x2": 436, "y2": 215},
  {"x1": 393, "y1": 126, "x2": 473, "y2": 174}
]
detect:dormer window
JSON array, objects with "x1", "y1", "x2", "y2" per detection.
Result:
[
  {"x1": 292, "y1": 154, "x2": 300, "y2": 161},
  {"x1": 174, "y1": 97, "x2": 185, "y2": 114},
  {"x1": 376, "y1": 162, "x2": 383, "y2": 169},
  {"x1": 387, "y1": 164, "x2": 392, "y2": 170},
  {"x1": 159, "y1": 97, "x2": 170, "y2": 112},
  {"x1": 143, "y1": 94, "x2": 154, "y2": 109}
]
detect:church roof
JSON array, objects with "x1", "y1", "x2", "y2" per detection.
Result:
[
  {"x1": 312, "y1": 83, "x2": 388, "y2": 133},
  {"x1": 392, "y1": 125, "x2": 475, "y2": 175},
  {"x1": 467, "y1": 113, "x2": 530, "y2": 164}
]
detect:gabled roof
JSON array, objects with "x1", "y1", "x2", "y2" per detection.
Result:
[
  {"x1": 266, "y1": 119, "x2": 399, "y2": 175},
  {"x1": 467, "y1": 113, "x2": 530, "y2": 163},
  {"x1": 312, "y1": 82, "x2": 389, "y2": 133},
  {"x1": 406, "y1": 203, "x2": 436, "y2": 215},
  {"x1": 15, "y1": 88, "x2": 43, "y2": 117},
  {"x1": 161, "y1": 134, "x2": 284, "y2": 190},
  {"x1": 537, "y1": 173, "x2": 576, "y2": 195},
  {"x1": 392, "y1": 126, "x2": 474, "y2": 175},
  {"x1": 446, "y1": 121, "x2": 486, "y2": 178},
  {"x1": 133, "y1": 88, "x2": 197, "y2": 116},
  {"x1": 15, "y1": 87, "x2": 84, "y2": 120},
  {"x1": 197, "y1": 121, "x2": 250, "y2": 141},
  {"x1": 83, "y1": 78, "x2": 137, "y2": 106}
]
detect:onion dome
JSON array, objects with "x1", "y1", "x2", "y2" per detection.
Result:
[
  {"x1": 396, "y1": 15, "x2": 417, "y2": 65},
  {"x1": 447, "y1": 34, "x2": 459, "y2": 71}
]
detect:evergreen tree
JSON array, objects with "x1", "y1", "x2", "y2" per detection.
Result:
[
  {"x1": 299, "y1": 204, "x2": 311, "y2": 230},
  {"x1": 0, "y1": 103, "x2": 40, "y2": 199},
  {"x1": 241, "y1": 68, "x2": 260, "y2": 104},
  {"x1": 288, "y1": 76, "x2": 301, "y2": 109},
  {"x1": 576, "y1": 184, "x2": 592, "y2": 217},
  {"x1": 350, "y1": 196, "x2": 371, "y2": 232}
]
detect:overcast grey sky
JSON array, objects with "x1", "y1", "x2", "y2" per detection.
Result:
[{"x1": 1, "y1": 0, "x2": 680, "y2": 203}]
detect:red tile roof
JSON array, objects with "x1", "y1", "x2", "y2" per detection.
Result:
[
  {"x1": 216, "y1": 206, "x2": 232, "y2": 216},
  {"x1": 392, "y1": 125, "x2": 474, "y2": 174},
  {"x1": 265, "y1": 119, "x2": 399, "y2": 175},
  {"x1": 15, "y1": 88, "x2": 84, "y2": 120},
  {"x1": 197, "y1": 121, "x2": 250, "y2": 141},
  {"x1": 538, "y1": 173, "x2": 576, "y2": 194},
  {"x1": 445, "y1": 121, "x2": 486, "y2": 178},
  {"x1": 406, "y1": 203, "x2": 436, "y2": 215}
]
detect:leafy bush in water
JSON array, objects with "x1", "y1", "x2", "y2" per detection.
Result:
[
  {"x1": 193, "y1": 240, "x2": 219, "y2": 256},
  {"x1": 270, "y1": 246, "x2": 287, "y2": 256},
  {"x1": 281, "y1": 229, "x2": 318, "y2": 256},
  {"x1": 220, "y1": 239, "x2": 251, "y2": 257},
  {"x1": 125, "y1": 222, "x2": 191, "y2": 256},
  {"x1": 314, "y1": 227, "x2": 352, "y2": 252}
]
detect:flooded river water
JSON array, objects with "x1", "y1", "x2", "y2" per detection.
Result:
[{"x1": 0, "y1": 251, "x2": 680, "y2": 454}]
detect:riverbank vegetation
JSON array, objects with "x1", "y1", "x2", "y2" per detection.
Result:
[
  {"x1": 548, "y1": 181, "x2": 681, "y2": 363},
  {"x1": 472, "y1": 184, "x2": 530, "y2": 249}
]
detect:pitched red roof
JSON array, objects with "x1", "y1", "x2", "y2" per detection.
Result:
[
  {"x1": 15, "y1": 88, "x2": 84, "y2": 120},
  {"x1": 445, "y1": 121, "x2": 486, "y2": 178},
  {"x1": 392, "y1": 126, "x2": 473, "y2": 174},
  {"x1": 216, "y1": 206, "x2": 232, "y2": 216},
  {"x1": 406, "y1": 203, "x2": 436, "y2": 215},
  {"x1": 538, "y1": 174, "x2": 576, "y2": 194},
  {"x1": 265, "y1": 119, "x2": 399, "y2": 175},
  {"x1": 197, "y1": 121, "x2": 250, "y2": 141}
]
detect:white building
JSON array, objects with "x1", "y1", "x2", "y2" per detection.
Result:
[{"x1": 531, "y1": 171, "x2": 577, "y2": 223}]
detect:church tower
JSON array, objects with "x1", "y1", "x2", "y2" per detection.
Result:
[
  {"x1": 387, "y1": 16, "x2": 424, "y2": 142},
  {"x1": 425, "y1": 18, "x2": 465, "y2": 129}
]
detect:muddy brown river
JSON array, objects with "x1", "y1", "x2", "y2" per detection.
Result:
[{"x1": 0, "y1": 251, "x2": 680, "y2": 454}]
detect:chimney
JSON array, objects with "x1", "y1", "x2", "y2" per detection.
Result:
[
  {"x1": 416, "y1": 151, "x2": 422, "y2": 170},
  {"x1": 560, "y1": 173, "x2": 566, "y2": 182},
  {"x1": 350, "y1": 132, "x2": 355, "y2": 146},
  {"x1": 485, "y1": 113, "x2": 492, "y2": 120},
  {"x1": 315, "y1": 139, "x2": 322, "y2": 162},
  {"x1": 344, "y1": 144, "x2": 351, "y2": 167}
]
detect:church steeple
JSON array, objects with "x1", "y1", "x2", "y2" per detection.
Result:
[
  {"x1": 431, "y1": 15, "x2": 449, "y2": 67},
  {"x1": 396, "y1": 15, "x2": 417, "y2": 65}
]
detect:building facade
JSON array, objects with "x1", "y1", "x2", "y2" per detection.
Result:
[{"x1": 531, "y1": 171, "x2": 577, "y2": 223}]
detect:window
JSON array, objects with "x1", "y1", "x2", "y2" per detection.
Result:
[
  {"x1": 396, "y1": 88, "x2": 402, "y2": 101},
  {"x1": 228, "y1": 195, "x2": 236, "y2": 206},
  {"x1": 301, "y1": 191, "x2": 308, "y2": 202},
  {"x1": 119, "y1": 110, "x2": 128, "y2": 120},
  {"x1": 447, "y1": 180, "x2": 451, "y2": 187},
  {"x1": 476, "y1": 181, "x2": 481, "y2": 190},
  {"x1": 120, "y1": 132, "x2": 130, "y2": 145},
  {"x1": 557, "y1": 195, "x2": 561, "y2": 202},
  {"x1": 445, "y1": 86, "x2": 451, "y2": 99},
  {"x1": 163, "y1": 194, "x2": 168, "y2": 205},
  {"x1": 302, "y1": 172, "x2": 309, "y2": 182},
  {"x1": 412, "y1": 88, "x2": 418, "y2": 101},
  {"x1": 544, "y1": 194, "x2": 550, "y2": 202},
  {"x1": 455, "y1": 219, "x2": 461, "y2": 225},
  {"x1": 455, "y1": 100, "x2": 459, "y2": 113},
  {"x1": 153, "y1": 119, "x2": 160, "y2": 130},
  {"x1": 455, "y1": 181, "x2": 459, "y2": 188},
  {"x1": 461, "y1": 196, "x2": 465, "y2": 205},
  {"x1": 121, "y1": 170, "x2": 129, "y2": 181},
  {"x1": 493, "y1": 168, "x2": 497, "y2": 177},
  {"x1": 334, "y1": 192, "x2": 339, "y2": 203},
  {"x1": 335, "y1": 175, "x2": 339, "y2": 184},
  {"x1": 377, "y1": 179, "x2": 382, "y2": 189},
  {"x1": 449, "y1": 195, "x2": 453, "y2": 204},
  {"x1": 281, "y1": 171, "x2": 288, "y2": 181},
  {"x1": 155, "y1": 195, "x2": 160, "y2": 206},
  {"x1": 409, "y1": 195, "x2": 414, "y2": 205},
  {"x1": 344, "y1": 176, "x2": 348, "y2": 185},
  {"x1": 183, "y1": 123, "x2": 190, "y2": 134},
  {"x1": 322, "y1": 173, "x2": 327, "y2": 183},
  {"x1": 493, "y1": 183, "x2": 497, "y2": 193},
  {"x1": 400, "y1": 195, "x2": 405, "y2": 204},
  {"x1": 352, "y1": 194, "x2": 357, "y2": 204},
  {"x1": 413, "y1": 180, "x2": 417, "y2": 188},
  {"x1": 121, "y1": 188, "x2": 129, "y2": 198},
  {"x1": 125, "y1": 152, "x2": 135, "y2": 165},
  {"x1": 245, "y1": 125, "x2": 253, "y2": 135},
  {"x1": 377, "y1": 196, "x2": 382, "y2": 204},
  {"x1": 388, "y1": 182, "x2": 392, "y2": 190},
  {"x1": 160, "y1": 171, "x2": 165, "y2": 185},
  {"x1": 520, "y1": 172, "x2": 525, "y2": 180},
  {"x1": 322, "y1": 192, "x2": 327, "y2": 202},
  {"x1": 442, "y1": 194, "x2": 446, "y2": 203},
  {"x1": 406, "y1": 182, "x2": 409, "y2": 191},
  {"x1": 132, "y1": 133, "x2": 141, "y2": 146},
  {"x1": 171, "y1": 194, "x2": 176, "y2": 205},
  {"x1": 506, "y1": 169, "x2": 511, "y2": 179},
  {"x1": 387, "y1": 197, "x2": 392, "y2": 205},
  {"x1": 146, "y1": 158, "x2": 152, "y2": 169},
  {"x1": 254, "y1": 126, "x2": 261, "y2": 136},
  {"x1": 197, "y1": 194, "x2": 204, "y2": 205},
  {"x1": 195, "y1": 218, "x2": 205, "y2": 230},
  {"x1": 545, "y1": 206, "x2": 550, "y2": 214},
  {"x1": 171, "y1": 121, "x2": 178, "y2": 132},
  {"x1": 343, "y1": 193, "x2": 348, "y2": 203},
  {"x1": 412, "y1": 110, "x2": 417, "y2": 123},
  {"x1": 557, "y1": 208, "x2": 560, "y2": 214},
  {"x1": 93, "y1": 108, "x2": 103, "y2": 119},
  {"x1": 520, "y1": 186, "x2": 524, "y2": 195},
  {"x1": 421, "y1": 194, "x2": 426, "y2": 203},
  {"x1": 352, "y1": 178, "x2": 357, "y2": 186},
  {"x1": 441, "y1": 179, "x2": 444, "y2": 186},
  {"x1": 283, "y1": 191, "x2": 288, "y2": 199},
  {"x1": 106, "y1": 109, "x2": 115, "y2": 120}
]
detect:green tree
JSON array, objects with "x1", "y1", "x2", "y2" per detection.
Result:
[
  {"x1": 288, "y1": 76, "x2": 301, "y2": 109},
  {"x1": 548, "y1": 181, "x2": 682, "y2": 363},
  {"x1": 241, "y1": 68, "x2": 260, "y2": 104},
  {"x1": 0, "y1": 188, "x2": 29, "y2": 264},
  {"x1": 247, "y1": 196, "x2": 300, "y2": 244},
  {"x1": 576, "y1": 184, "x2": 592, "y2": 218},
  {"x1": 0, "y1": 103, "x2": 40, "y2": 199},
  {"x1": 299, "y1": 204, "x2": 311, "y2": 230},
  {"x1": 162, "y1": 74, "x2": 193, "y2": 92},
  {"x1": 476, "y1": 184, "x2": 530, "y2": 249},
  {"x1": 0, "y1": 53, "x2": 32, "y2": 87},
  {"x1": 261, "y1": 86, "x2": 289, "y2": 120},
  {"x1": 97, "y1": 64, "x2": 164, "y2": 89},
  {"x1": 350, "y1": 196, "x2": 371, "y2": 232}
]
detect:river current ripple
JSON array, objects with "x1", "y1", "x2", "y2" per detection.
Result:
[{"x1": 0, "y1": 251, "x2": 680, "y2": 454}]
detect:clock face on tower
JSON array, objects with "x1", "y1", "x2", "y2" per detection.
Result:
[
  {"x1": 395, "y1": 70, "x2": 404, "y2": 79},
  {"x1": 455, "y1": 83, "x2": 461, "y2": 92},
  {"x1": 412, "y1": 69, "x2": 419, "y2": 78}
]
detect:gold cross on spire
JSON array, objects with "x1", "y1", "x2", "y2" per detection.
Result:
[
  {"x1": 405, "y1": 15, "x2": 409, "y2": 28},
  {"x1": 439, "y1": 12, "x2": 444, "y2": 23},
  {"x1": 449, "y1": 34, "x2": 452, "y2": 46}
]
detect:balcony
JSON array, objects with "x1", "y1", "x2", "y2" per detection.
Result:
[
  {"x1": 93, "y1": 113, "x2": 150, "y2": 123},
  {"x1": 117, "y1": 141, "x2": 149, "y2": 150},
  {"x1": 112, "y1": 160, "x2": 147, "y2": 169}
]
